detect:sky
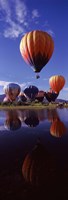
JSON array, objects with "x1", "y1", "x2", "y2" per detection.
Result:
[{"x1": 0, "y1": 0, "x2": 68, "y2": 100}]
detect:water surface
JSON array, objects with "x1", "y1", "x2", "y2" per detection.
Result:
[{"x1": 0, "y1": 108, "x2": 68, "y2": 199}]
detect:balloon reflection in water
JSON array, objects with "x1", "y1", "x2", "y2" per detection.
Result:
[
  {"x1": 50, "y1": 118, "x2": 66, "y2": 137},
  {"x1": 18, "y1": 109, "x2": 47, "y2": 125},
  {"x1": 24, "y1": 111, "x2": 39, "y2": 127},
  {"x1": 47, "y1": 109, "x2": 59, "y2": 122},
  {"x1": 22, "y1": 142, "x2": 56, "y2": 187},
  {"x1": 4, "y1": 110, "x2": 21, "y2": 131}
]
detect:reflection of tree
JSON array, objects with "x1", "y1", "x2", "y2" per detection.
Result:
[
  {"x1": 4, "y1": 110, "x2": 21, "y2": 131},
  {"x1": 50, "y1": 118, "x2": 66, "y2": 138},
  {"x1": 22, "y1": 142, "x2": 56, "y2": 187}
]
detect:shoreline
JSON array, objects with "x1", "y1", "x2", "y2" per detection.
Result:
[{"x1": 0, "y1": 102, "x2": 68, "y2": 110}]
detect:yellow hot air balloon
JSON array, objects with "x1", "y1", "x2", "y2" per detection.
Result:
[{"x1": 49, "y1": 75, "x2": 65, "y2": 93}]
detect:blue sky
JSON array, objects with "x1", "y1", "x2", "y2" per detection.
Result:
[{"x1": 0, "y1": 0, "x2": 68, "y2": 100}]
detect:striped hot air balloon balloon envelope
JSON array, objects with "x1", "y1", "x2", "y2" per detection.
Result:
[{"x1": 20, "y1": 30, "x2": 54, "y2": 75}]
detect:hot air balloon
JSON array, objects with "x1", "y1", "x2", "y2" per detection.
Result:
[
  {"x1": 45, "y1": 88, "x2": 59, "y2": 102},
  {"x1": 49, "y1": 75, "x2": 65, "y2": 93},
  {"x1": 50, "y1": 118, "x2": 66, "y2": 137},
  {"x1": 35, "y1": 90, "x2": 45, "y2": 102},
  {"x1": 24, "y1": 85, "x2": 39, "y2": 101},
  {"x1": 4, "y1": 110, "x2": 21, "y2": 131},
  {"x1": 3, "y1": 96, "x2": 11, "y2": 103},
  {"x1": 47, "y1": 109, "x2": 59, "y2": 122},
  {"x1": 4, "y1": 83, "x2": 21, "y2": 102},
  {"x1": 22, "y1": 142, "x2": 56, "y2": 187},
  {"x1": 20, "y1": 30, "x2": 54, "y2": 78},
  {"x1": 18, "y1": 92, "x2": 27, "y2": 103},
  {"x1": 24, "y1": 111, "x2": 39, "y2": 127}
]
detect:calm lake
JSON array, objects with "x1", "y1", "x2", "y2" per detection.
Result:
[{"x1": 0, "y1": 108, "x2": 68, "y2": 199}]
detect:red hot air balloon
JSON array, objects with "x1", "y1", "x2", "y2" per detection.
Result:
[
  {"x1": 20, "y1": 30, "x2": 54, "y2": 77},
  {"x1": 49, "y1": 75, "x2": 65, "y2": 93}
]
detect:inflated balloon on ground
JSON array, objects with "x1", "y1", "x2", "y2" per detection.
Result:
[
  {"x1": 4, "y1": 83, "x2": 21, "y2": 101},
  {"x1": 49, "y1": 75, "x2": 65, "y2": 93}
]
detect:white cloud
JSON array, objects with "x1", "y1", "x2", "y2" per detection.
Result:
[
  {"x1": 46, "y1": 29, "x2": 55, "y2": 37},
  {"x1": 0, "y1": 81, "x2": 10, "y2": 86},
  {"x1": 32, "y1": 9, "x2": 40, "y2": 19},
  {"x1": 0, "y1": 0, "x2": 11, "y2": 22},
  {"x1": 0, "y1": 80, "x2": 21, "y2": 93},
  {"x1": 4, "y1": 22, "x2": 25, "y2": 38},
  {"x1": 15, "y1": 0, "x2": 27, "y2": 24},
  {"x1": 0, "y1": 0, "x2": 28, "y2": 38},
  {"x1": 43, "y1": 20, "x2": 49, "y2": 27},
  {"x1": 20, "y1": 82, "x2": 32, "y2": 91},
  {"x1": 0, "y1": 80, "x2": 32, "y2": 90},
  {"x1": 0, "y1": 1, "x2": 54, "y2": 39},
  {"x1": 19, "y1": 83, "x2": 27, "y2": 90}
]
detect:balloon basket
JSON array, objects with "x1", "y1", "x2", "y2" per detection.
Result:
[{"x1": 36, "y1": 74, "x2": 40, "y2": 79}]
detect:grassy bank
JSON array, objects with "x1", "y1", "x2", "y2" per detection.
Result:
[{"x1": 0, "y1": 102, "x2": 68, "y2": 110}]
